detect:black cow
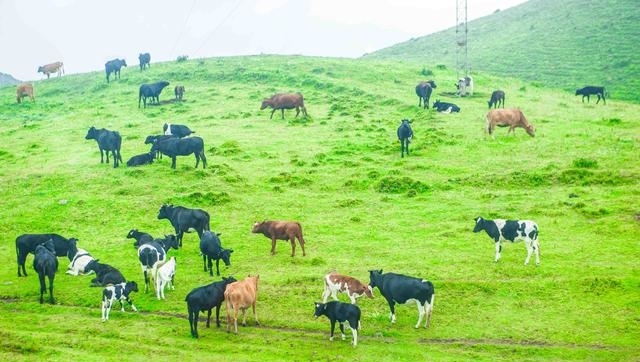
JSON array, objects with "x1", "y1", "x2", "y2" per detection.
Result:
[
  {"x1": 126, "y1": 152, "x2": 154, "y2": 167},
  {"x1": 186, "y1": 276, "x2": 237, "y2": 338},
  {"x1": 126, "y1": 229, "x2": 154, "y2": 248},
  {"x1": 157, "y1": 204, "x2": 211, "y2": 247},
  {"x1": 472, "y1": 216, "x2": 540, "y2": 265},
  {"x1": 33, "y1": 239, "x2": 58, "y2": 304},
  {"x1": 150, "y1": 136, "x2": 207, "y2": 169},
  {"x1": 16, "y1": 233, "x2": 74, "y2": 277},
  {"x1": 139, "y1": 81, "x2": 170, "y2": 108},
  {"x1": 137, "y1": 235, "x2": 179, "y2": 293},
  {"x1": 368, "y1": 269, "x2": 435, "y2": 329},
  {"x1": 415, "y1": 80, "x2": 437, "y2": 109},
  {"x1": 85, "y1": 126, "x2": 123, "y2": 168},
  {"x1": 575, "y1": 86, "x2": 606, "y2": 104},
  {"x1": 200, "y1": 231, "x2": 233, "y2": 276},
  {"x1": 144, "y1": 134, "x2": 176, "y2": 160},
  {"x1": 84, "y1": 260, "x2": 126, "y2": 287},
  {"x1": 314, "y1": 301, "x2": 361, "y2": 347},
  {"x1": 105, "y1": 58, "x2": 127, "y2": 83},
  {"x1": 139, "y1": 53, "x2": 150, "y2": 71},
  {"x1": 163, "y1": 123, "x2": 195, "y2": 138},
  {"x1": 396, "y1": 119, "x2": 413, "y2": 158},
  {"x1": 488, "y1": 90, "x2": 505, "y2": 109},
  {"x1": 433, "y1": 100, "x2": 461, "y2": 113}
]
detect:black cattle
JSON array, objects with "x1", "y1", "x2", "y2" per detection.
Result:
[
  {"x1": 200, "y1": 231, "x2": 233, "y2": 277},
  {"x1": 127, "y1": 229, "x2": 154, "y2": 248},
  {"x1": 85, "y1": 126, "x2": 123, "y2": 168},
  {"x1": 16, "y1": 233, "x2": 73, "y2": 277},
  {"x1": 157, "y1": 204, "x2": 211, "y2": 247},
  {"x1": 415, "y1": 80, "x2": 437, "y2": 109},
  {"x1": 488, "y1": 90, "x2": 505, "y2": 109},
  {"x1": 139, "y1": 81, "x2": 170, "y2": 108},
  {"x1": 150, "y1": 136, "x2": 207, "y2": 169},
  {"x1": 163, "y1": 123, "x2": 195, "y2": 138},
  {"x1": 432, "y1": 100, "x2": 461, "y2": 113},
  {"x1": 314, "y1": 301, "x2": 361, "y2": 347},
  {"x1": 368, "y1": 269, "x2": 435, "y2": 329},
  {"x1": 84, "y1": 260, "x2": 126, "y2": 287},
  {"x1": 186, "y1": 276, "x2": 237, "y2": 338},
  {"x1": 139, "y1": 53, "x2": 150, "y2": 71},
  {"x1": 126, "y1": 152, "x2": 154, "y2": 167},
  {"x1": 137, "y1": 235, "x2": 179, "y2": 293},
  {"x1": 105, "y1": 58, "x2": 127, "y2": 83},
  {"x1": 33, "y1": 239, "x2": 58, "y2": 304},
  {"x1": 575, "y1": 86, "x2": 606, "y2": 104},
  {"x1": 102, "y1": 281, "x2": 139, "y2": 321},
  {"x1": 144, "y1": 134, "x2": 176, "y2": 159},
  {"x1": 396, "y1": 119, "x2": 413, "y2": 158},
  {"x1": 472, "y1": 216, "x2": 540, "y2": 265}
]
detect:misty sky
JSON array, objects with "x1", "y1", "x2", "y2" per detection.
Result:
[{"x1": 0, "y1": 0, "x2": 527, "y2": 81}]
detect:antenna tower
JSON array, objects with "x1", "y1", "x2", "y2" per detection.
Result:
[{"x1": 455, "y1": 0, "x2": 469, "y2": 78}]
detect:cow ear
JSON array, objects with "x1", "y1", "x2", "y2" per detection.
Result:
[
  {"x1": 229, "y1": 249, "x2": 234, "y2": 253},
  {"x1": 216, "y1": 233, "x2": 222, "y2": 237}
]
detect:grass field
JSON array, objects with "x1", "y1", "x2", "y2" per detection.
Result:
[{"x1": 0, "y1": 55, "x2": 638, "y2": 361}]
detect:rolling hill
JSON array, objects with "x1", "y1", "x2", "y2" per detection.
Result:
[{"x1": 363, "y1": 0, "x2": 639, "y2": 103}]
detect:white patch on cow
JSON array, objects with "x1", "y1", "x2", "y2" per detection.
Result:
[
  {"x1": 164, "y1": 123, "x2": 172, "y2": 135},
  {"x1": 66, "y1": 249, "x2": 96, "y2": 276}
]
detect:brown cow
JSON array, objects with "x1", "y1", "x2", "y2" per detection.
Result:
[
  {"x1": 16, "y1": 83, "x2": 35, "y2": 103},
  {"x1": 37, "y1": 61, "x2": 64, "y2": 79},
  {"x1": 260, "y1": 92, "x2": 308, "y2": 119},
  {"x1": 485, "y1": 108, "x2": 535, "y2": 138},
  {"x1": 323, "y1": 272, "x2": 373, "y2": 305},
  {"x1": 174, "y1": 85, "x2": 185, "y2": 101},
  {"x1": 251, "y1": 220, "x2": 306, "y2": 257},
  {"x1": 224, "y1": 275, "x2": 260, "y2": 334}
]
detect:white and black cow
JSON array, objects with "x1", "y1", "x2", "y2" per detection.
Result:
[
  {"x1": 473, "y1": 216, "x2": 540, "y2": 265},
  {"x1": 322, "y1": 272, "x2": 373, "y2": 305},
  {"x1": 66, "y1": 239, "x2": 96, "y2": 276},
  {"x1": 155, "y1": 256, "x2": 176, "y2": 300},
  {"x1": 137, "y1": 235, "x2": 179, "y2": 293},
  {"x1": 163, "y1": 123, "x2": 195, "y2": 138},
  {"x1": 368, "y1": 269, "x2": 435, "y2": 329},
  {"x1": 314, "y1": 301, "x2": 361, "y2": 347},
  {"x1": 101, "y1": 281, "x2": 139, "y2": 321}
]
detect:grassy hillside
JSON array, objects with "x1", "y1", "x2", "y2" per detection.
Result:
[
  {"x1": 0, "y1": 55, "x2": 639, "y2": 361},
  {"x1": 364, "y1": 0, "x2": 640, "y2": 103}
]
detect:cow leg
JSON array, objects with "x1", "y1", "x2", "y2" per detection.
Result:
[
  {"x1": 270, "y1": 237, "x2": 277, "y2": 255},
  {"x1": 295, "y1": 107, "x2": 300, "y2": 118},
  {"x1": 178, "y1": 231, "x2": 184, "y2": 248},
  {"x1": 329, "y1": 320, "x2": 336, "y2": 341},
  {"x1": 189, "y1": 310, "x2": 198, "y2": 337},
  {"x1": 143, "y1": 269, "x2": 149, "y2": 293},
  {"x1": 214, "y1": 305, "x2": 222, "y2": 327},
  {"x1": 38, "y1": 273, "x2": 46, "y2": 304},
  {"x1": 202, "y1": 255, "x2": 208, "y2": 273},
  {"x1": 215, "y1": 259, "x2": 221, "y2": 276},
  {"x1": 387, "y1": 299, "x2": 397, "y2": 323},
  {"x1": 195, "y1": 153, "x2": 200, "y2": 168},
  {"x1": 533, "y1": 238, "x2": 541, "y2": 265},
  {"x1": 524, "y1": 239, "x2": 534, "y2": 265},
  {"x1": 200, "y1": 151, "x2": 207, "y2": 168},
  {"x1": 171, "y1": 156, "x2": 177, "y2": 169},
  {"x1": 48, "y1": 275, "x2": 55, "y2": 304},
  {"x1": 280, "y1": 109, "x2": 285, "y2": 119},
  {"x1": 208, "y1": 257, "x2": 214, "y2": 276},
  {"x1": 204, "y1": 308, "x2": 212, "y2": 328},
  {"x1": 322, "y1": 286, "x2": 331, "y2": 303},
  {"x1": 298, "y1": 237, "x2": 306, "y2": 256},
  {"x1": 128, "y1": 298, "x2": 138, "y2": 312},
  {"x1": 351, "y1": 325, "x2": 358, "y2": 347},
  {"x1": 252, "y1": 303, "x2": 260, "y2": 325},
  {"x1": 269, "y1": 109, "x2": 276, "y2": 120},
  {"x1": 339, "y1": 322, "x2": 346, "y2": 340},
  {"x1": 102, "y1": 301, "x2": 110, "y2": 321},
  {"x1": 495, "y1": 242, "x2": 501, "y2": 262},
  {"x1": 414, "y1": 300, "x2": 425, "y2": 329},
  {"x1": 289, "y1": 238, "x2": 296, "y2": 257}
]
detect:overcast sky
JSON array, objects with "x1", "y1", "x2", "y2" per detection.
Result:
[{"x1": 0, "y1": 0, "x2": 528, "y2": 81}]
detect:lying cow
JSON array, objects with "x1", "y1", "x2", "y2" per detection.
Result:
[
  {"x1": 472, "y1": 216, "x2": 540, "y2": 265},
  {"x1": 66, "y1": 239, "x2": 96, "y2": 276},
  {"x1": 16, "y1": 83, "x2": 35, "y2": 103},
  {"x1": 126, "y1": 152, "x2": 154, "y2": 167},
  {"x1": 322, "y1": 272, "x2": 373, "y2": 304},
  {"x1": 101, "y1": 281, "x2": 139, "y2": 321},
  {"x1": 251, "y1": 220, "x2": 306, "y2": 257},
  {"x1": 314, "y1": 301, "x2": 361, "y2": 347},
  {"x1": 485, "y1": 108, "x2": 535, "y2": 138},
  {"x1": 432, "y1": 100, "x2": 461, "y2": 113},
  {"x1": 260, "y1": 92, "x2": 308, "y2": 119}
]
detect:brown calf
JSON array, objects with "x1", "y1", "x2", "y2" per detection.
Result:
[
  {"x1": 174, "y1": 85, "x2": 185, "y2": 101},
  {"x1": 224, "y1": 275, "x2": 260, "y2": 334},
  {"x1": 37, "y1": 61, "x2": 64, "y2": 79},
  {"x1": 251, "y1": 220, "x2": 306, "y2": 257},
  {"x1": 323, "y1": 272, "x2": 373, "y2": 304},
  {"x1": 485, "y1": 108, "x2": 535, "y2": 138},
  {"x1": 16, "y1": 83, "x2": 34, "y2": 103},
  {"x1": 260, "y1": 92, "x2": 308, "y2": 119}
]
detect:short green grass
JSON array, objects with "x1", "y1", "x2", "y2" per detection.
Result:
[{"x1": 0, "y1": 55, "x2": 638, "y2": 361}]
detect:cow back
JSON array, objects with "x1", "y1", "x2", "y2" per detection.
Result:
[{"x1": 225, "y1": 275, "x2": 259, "y2": 308}]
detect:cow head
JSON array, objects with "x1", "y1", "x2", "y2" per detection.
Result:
[
  {"x1": 85, "y1": 126, "x2": 98, "y2": 140},
  {"x1": 427, "y1": 80, "x2": 437, "y2": 88},
  {"x1": 260, "y1": 100, "x2": 271, "y2": 110},
  {"x1": 313, "y1": 302, "x2": 326, "y2": 318},
  {"x1": 251, "y1": 221, "x2": 266, "y2": 233},
  {"x1": 368, "y1": 269, "x2": 383, "y2": 290},
  {"x1": 157, "y1": 204, "x2": 173, "y2": 220},
  {"x1": 473, "y1": 217, "x2": 485, "y2": 232},
  {"x1": 162, "y1": 234, "x2": 179, "y2": 251},
  {"x1": 525, "y1": 124, "x2": 536, "y2": 137},
  {"x1": 220, "y1": 248, "x2": 234, "y2": 267},
  {"x1": 125, "y1": 281, "x2": 139, "y2": 293}
]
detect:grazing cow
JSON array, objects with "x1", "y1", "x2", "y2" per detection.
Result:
[
  {"x1": 368, "y1": 269, "x2": 435, "y2": 329},
  {"x1": 105, "y1": 58, "x2": 127, "y2": 82},
  {"x1": 137, "y1": 235, "x2": 179, "y2": 293},
  {"x1": 225, "y1": 275, "x2": 260, "y2": 334},
  {"x1": 472, "y1": 216, "x2": 540, "y2": 265},
  {"x1": 456, "y1": 76, "x2": 474, "y2": 97},
  {"x1": 144, "y1": 134, "x2": 176, "y2": 159},
  {"x1": 175, "y1": 85, "x2": 185, "y2": 101},
  {"x1": 33, "y1": 239, "x2": 59, "y2": 304},
  {"x1": 322, "y1": 272, "x2": 373, "y2": 305},
  {"x1": 16, "y1": 83, "x2": 35, "y2": 103},
  {"x1": 37, "y1": 61, "x2": 64, "y2": 79},
  {"x1": 432, "y1": 100, "x2": 461, "y2": 113},
  {"x1": 126, "y1": 229, "x2": 154, "y2": 248},
  {"x1": 101, "y1": 281, "x2": 139, "y2": 321},
  {"x1": 16, "y1": 233, "x2": 73, "y2": 277},
  {"x1": 139, "y1": 81, "x2": 170, "y2": 108},
  {"x1": 485, "y1": 108, "x2": 535, "y2": 138},
  {"x1": 260, "y1": 92, "x2": 308, "y2": 119},
  {"x1": 150, "y1": 136, "x2": 207, "y2": 169},
  {"x1": 415, "y1": 80, "x2": 437, "y2": 108},
  {"x1": 575, "y1": 86, "x2": 606, "y2": 104},
  {"x1": 251, "y1": 220, "x2": 306, "y2": 257},
  {"x1": 163, "y1": 123, "x2": 195, "y2": 138},
  {"x1": 488, "y1": 90, "x2": 505, "y2": 109},
  {"x1": 200, "y1": 231, "x2": 233, "y2": 277},
  {"x1": 155, "y1": 256, "x2": 176, "y2": 300},
  {"x1": 186, "y1": 276, "x2": 237, "y2": 338},
  {"x1": 84, "y1": 260, "x2": 126, "y2": 287},
  {"x1": 65, "y1": 238, "x2": 96, "y2": 276},
  {"x1": 126, "y1": 152, "x2": 154, "y2": 167},
  {"x1": 397, "y1": 119, "x2": 413, "y2": 158},
  {"x1": 139, "y1": 53, "x2": 151, "y2": 70},
  {"x1": 314, "y1": 301, "x2": 361, "y2": 347},
  {"x1": 85, "y1": 126, "x2": 123, "y2": 168},
  {"x1": 157, "y1": 204, "x2": 211, "y2": 247}
]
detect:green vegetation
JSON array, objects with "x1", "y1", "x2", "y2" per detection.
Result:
[
  {"x1": 0, "y1": 54, "x2": 638, "y2": 361},
  {"x1": 364, "y1": 0, "x2": 640, "y2": 103}
]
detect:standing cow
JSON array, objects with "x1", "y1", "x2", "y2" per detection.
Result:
[
  {"x1": 139, "y1": 53, "x2": 151, "y2": 71},
  {"x1": 37, "y1": 61, "x2": 64, "y2": 79},
  {"x1": 105, "y1": 59, "x2": 127, "y2": 83},
  {"x1": 16, "y1": 83, "x2": 35, "y2": 103},
  {"x1": 251, "y1": 220, "x2": 306, "y2": 257},
  {"x1": 575, "y1": 86, "x2": 606, "y2": 104},
  {"x1": 472, "y1": 216, "x2": 540, "y2": 265},
  {"x1": 415, "y1": 80, "x2": 437, "y2": 108},
  {"x1": 397, "y1": 119, "x2": 413, "y2": 158},
  {"x1": 485, "y1": 108, "x2": 535, "y2": 138},
  {"x1": 85, "y1": 126, "x2": 123, "y2": 168},
  {"x1": 488, "y1": 90, "x2": 505, "y2": 109},
  {"x1": 260, "y1": 93, "x2": 308, "y2": 119},
  {"x1": 314, "y1": 301, "x2": 361, "y2": 347},
  {"x1": 157, "y1": 204, "x2": 211, "y2": 247}
]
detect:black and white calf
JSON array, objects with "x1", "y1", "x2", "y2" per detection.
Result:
[
  {"x1": 368, "y1": 269, "x2": 435, "y2": 329},
  {"x1": 163, "y1": 123, "x2": 195, "y2": 138},
  {"x1": 473, "y1": 216, "x2": 540, "y2": 265},
  {"x1": 126, "y1": 229, "x2": 154, "y2": 248},
  {"x1": 200, "y1": 231, "x2": 233, "y2": 277},
  {"x1": 137, "y1": 235, "x2": 179, "y2": 293},
  {"x1": 314, "y1": 301, "x2": 361, "y2": 347},
  {"x1": 101, "y1": 281, "x2": 139, "y2": 321},
  {"x1": 432, "y1": 100, "x2": 461, "y2": 113},
  {"x1": 66, "y1": 239, "x2": 96, "y2": 276}
]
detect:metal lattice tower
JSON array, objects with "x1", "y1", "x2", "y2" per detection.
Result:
[{"x1": 455, "y1": 0, "x2": 469, "y2": 78}]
